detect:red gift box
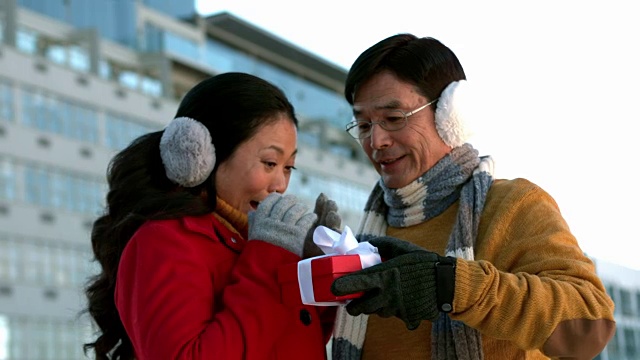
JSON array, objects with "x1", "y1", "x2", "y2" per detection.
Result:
[{"x1": 278, "y1": 254, "x2": 365, "y2": 306}]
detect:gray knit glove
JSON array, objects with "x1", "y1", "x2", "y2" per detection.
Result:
[
  {"x1": 247, "y1": 193, "x2": 317, "y2": 257},
  {"x1": 303, "y1": 193, "x2": 342, "y2": 258},
  {"x1": 331, "y1": 236, "x2": 456, "y2": 330}
]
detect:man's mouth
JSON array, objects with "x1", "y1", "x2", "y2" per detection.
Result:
[
  {"x1": 250, "y1": 200, "x2": 260, "y2": 210},
  {"x1": 378, "y1": 155, "x2": 403, "y2": 166}
]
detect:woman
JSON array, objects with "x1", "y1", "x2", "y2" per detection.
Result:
[{"x1": 84, "y1": 72, "x2": 338, "y2": 359}]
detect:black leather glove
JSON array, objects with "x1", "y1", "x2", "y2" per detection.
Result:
[
  {"x1": 302, "y1": 193, "x2": 342, "y2": 258},
  {"x1": 331, "y1": 236, "x2": 456, "y2": 330}
]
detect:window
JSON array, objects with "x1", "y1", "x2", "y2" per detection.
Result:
[
  {"x1": 68, "y1": 45, "x2": 90, "y2": 72},
  {"x1": 0, "y1": 315, "x2": 8, "y2": 360},
  {"x1": 21, "y1": 87, "x2": 99, "y2": 143},
  {"x1": 7, "y1": 316, "x2": 24, "y2": 359},
  {"x1": 620, "y1": 289, "x2": 633, "y2": 316},
  {"x1": 74, "y1": 105, "x2": 98, "y2": 143},
  {"x1": 0, "y1": 232, "x2": 94, "y2": 288},
  {"x1": 0, "y1": 235, "x2": 20, "y2": 282},
  {"x1": 624, "y1": 328, "x2": 637, "y2": 358},
  {"x1": 24, "y1": 163, "x2": 104, "y2": 215},
  {"x1": 203, "y1": 38, "x2": 351, "y2": 133},
  {"x1": 105, "y1": 112, "x2": 157, "y2": 150},
  {"x1": 38, "y1": 320, "x2": 55, "y2": 358},
  {"x1": 143, "y1": 23, "x2": 164, "y2": 52},
  {"x1": 118, "y1": 70, "x2": 139, "y2": 90},
  {"x1": 141, "y1": 76, "x2": 162, "y2": 97},
  {"x1": 98, "y1": 60, "x2": 112, "y2": 80},
  {"x1": 22, "y1": 241, "x2": 45, "y2": 284},
  {"x1": 0, "y1": 158, "x2": 16, "y2": 201},
  {"x1": 16, "y1": 27, "x2": 37, "y2": 55},
  {"x1": 24, "y1": 166, "x2": 50, "y2": 207},
  {"x1": 0, "y1": 80, "x2": 13, "y2": 122},
  {"x1": 45, "y1": 44, "x2": 67, "y2": 65},
  {"x1": 164, "y1": 31, "x2": 199, "y2": 60}
]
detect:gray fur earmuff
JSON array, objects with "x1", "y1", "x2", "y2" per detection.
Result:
[
  {"x1": 159, "y1": 117, "x2": 216, "y2": 187},
  {"x1": 434, "y1": 80, "x2": 472, "y2": 148}
]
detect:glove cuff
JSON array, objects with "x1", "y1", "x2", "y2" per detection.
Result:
[
  {"x1": 435, "y1": 257, "x2": 456, "y2": 312},
  {"x1": 250, "y1": 236, "x2": 304, "y2": 258}
]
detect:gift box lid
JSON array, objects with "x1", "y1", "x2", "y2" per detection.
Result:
[{"x1": 277, "y1": 254, "x2": 363, "y2": 283}]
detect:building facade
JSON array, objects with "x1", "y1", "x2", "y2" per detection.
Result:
[{"x1": 0, "y1": 0, "x2": 377, "y2": 358}]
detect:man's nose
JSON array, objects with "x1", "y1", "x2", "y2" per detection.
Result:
[{"x1": 368, "y1": 123, "x2": 392, "y2": 149}]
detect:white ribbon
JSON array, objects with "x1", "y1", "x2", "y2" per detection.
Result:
[{"x1": 297, "y1": 225, "x2": 381, "y2": 305}]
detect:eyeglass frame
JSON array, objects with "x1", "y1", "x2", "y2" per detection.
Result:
[{"x1": 345, "y1": 98, "x2": 439, "y2": 140}]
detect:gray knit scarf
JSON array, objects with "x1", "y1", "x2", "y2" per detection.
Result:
[{"x1": 332, "y1": 143, "x2": 494, "y2": 360}]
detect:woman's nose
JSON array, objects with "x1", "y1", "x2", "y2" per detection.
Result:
[{"x1": 268, "y1": 172, "x2": 287, "y2": 194}]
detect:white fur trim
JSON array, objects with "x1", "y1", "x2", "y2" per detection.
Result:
[
  {"x1": 159, "y1": 117, "x2": 216, "y2": 187},
  {"x1": 434, "y1": 80, "x2": 473, "y2": 148}
]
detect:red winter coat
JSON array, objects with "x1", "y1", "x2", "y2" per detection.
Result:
[{"x1": 115, "y1": 213, "x2": 335, "y2": 359}]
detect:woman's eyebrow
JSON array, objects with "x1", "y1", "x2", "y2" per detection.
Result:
[{"x1": 262, "y1": 145, "x2": 298, "y2": 157}]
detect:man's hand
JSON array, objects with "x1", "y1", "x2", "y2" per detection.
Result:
[{"x1": 331, "y1": 236, "x2": 456, "y2": 330}]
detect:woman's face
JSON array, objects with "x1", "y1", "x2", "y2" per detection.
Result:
[{"x1": 215, "y1": 115, "x2": 298, "y2": 214}]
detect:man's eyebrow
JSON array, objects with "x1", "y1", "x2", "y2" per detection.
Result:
[{"x1": 353, "y1": 100, "x2": 402, "y2": 115}]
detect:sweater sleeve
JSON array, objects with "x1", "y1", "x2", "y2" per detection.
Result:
[
  {"x1": 115, "y1": 221, "x2": 300, "y2": 359},
  {"x1": 450, "y1": 179, "x2": 615, "y2": 359}
]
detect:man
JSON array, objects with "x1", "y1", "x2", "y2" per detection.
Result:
[{"x1": 330, "y1": 34, "x2": 615, "y2": 360}]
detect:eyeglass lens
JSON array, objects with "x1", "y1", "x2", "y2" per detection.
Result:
[{"x1": 348, "y1": 109, "x2": 408, "y2": 139}]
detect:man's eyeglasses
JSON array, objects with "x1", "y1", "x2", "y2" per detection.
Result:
[{"x1": 345, "y1": 98, "x2": 439, "y2": 140}]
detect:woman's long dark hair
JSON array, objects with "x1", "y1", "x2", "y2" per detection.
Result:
[{"x1": 83, "y1": 72, "x2": 297, "y2": 359}]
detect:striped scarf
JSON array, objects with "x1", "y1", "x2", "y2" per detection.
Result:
[{"x1": 332, "y1": 144, "x2": 494, "y2": 360}]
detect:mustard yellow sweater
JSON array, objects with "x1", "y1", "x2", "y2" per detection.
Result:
[{"x1": 361, "y1": 178, "x2": 615, "y2": 359}]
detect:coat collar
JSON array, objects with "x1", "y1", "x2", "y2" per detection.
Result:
[{"x1": 180, "y1": 214, "x2": 245, "y2": 253}]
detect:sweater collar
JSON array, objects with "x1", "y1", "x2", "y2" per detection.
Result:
[{"x1": 214, "y1": 196, "x2": 248, "y2": 239}]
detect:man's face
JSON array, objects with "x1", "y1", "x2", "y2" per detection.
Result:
[{"x1": 353, "y1": 71, "x2": 452, "y2": 189}]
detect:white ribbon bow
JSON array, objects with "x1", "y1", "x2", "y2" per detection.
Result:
[{"x1": 298, "y1": 225, "x2": 381, "y2": 305}]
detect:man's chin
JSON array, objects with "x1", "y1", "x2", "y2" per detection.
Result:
[{"x1": 381, "y1": 175, "x2": 411, "y2": 189}]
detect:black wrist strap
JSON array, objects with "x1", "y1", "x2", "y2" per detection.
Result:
[{"x1": 435, "y1": 257, "x2": 456, "y2": 313}]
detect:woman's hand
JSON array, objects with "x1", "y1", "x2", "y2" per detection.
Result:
[{"x1": 248, "y1": 193, "x2": 317, "y2": 257}]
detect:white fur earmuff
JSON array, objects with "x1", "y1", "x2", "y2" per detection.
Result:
[
  {"x1": 434, "y1": 80, "x2": 472, "y2": 148},
  {"x1": 159, "y1": 117, "x2": 216, "y2": 187}
]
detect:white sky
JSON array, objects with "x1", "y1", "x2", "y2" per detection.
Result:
[{"x1": 196, "y1": 0, "x2": 640, "y2": 270}]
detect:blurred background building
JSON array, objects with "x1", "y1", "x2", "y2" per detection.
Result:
[
  {"x1": 0, "y1": 0, "x2": 376, "y2": 358},
  {"x1": 0, "y1": 0, "x2": 636, "y2": 359},
  {"x1": 594, "y1": 259, "x2": 640, "y2": 360}
]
